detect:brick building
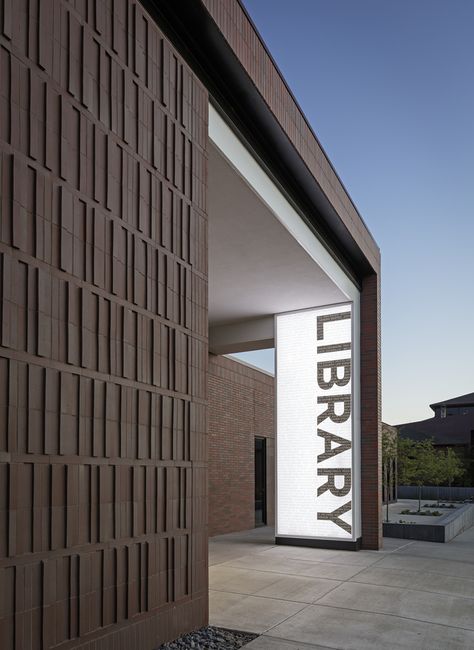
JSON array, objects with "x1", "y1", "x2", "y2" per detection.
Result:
[{"x1": 0, "y1": 0, "x2": 381, "y2": 648}]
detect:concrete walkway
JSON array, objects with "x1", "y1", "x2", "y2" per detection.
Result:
[{"x1": 209, "y1": 526, "x2": 474, "y2": 649}]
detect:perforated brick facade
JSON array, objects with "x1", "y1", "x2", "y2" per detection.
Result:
[{"x1": 0, "y1": 0, "x2": 208, "y2": 647}]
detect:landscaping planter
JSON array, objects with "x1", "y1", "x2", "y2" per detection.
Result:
[{"x1": 383, "y1": 504, "x2": 474, "y2": 542}]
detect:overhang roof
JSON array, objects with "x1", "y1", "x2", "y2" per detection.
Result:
[
  {"x1": 143, "y1": 0, "x2": 380, "y2": 282},
  {"x1": 208, "y1": 142, "x2": 346, "y2": 327}
]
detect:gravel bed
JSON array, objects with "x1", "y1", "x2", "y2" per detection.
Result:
[{"x1": 158, "y1": 626, "x2": 258, "y2": 649}]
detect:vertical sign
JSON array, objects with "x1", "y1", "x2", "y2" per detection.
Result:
[{"x1": 276, "y1": 304, "x2": 354, "y2": 542}]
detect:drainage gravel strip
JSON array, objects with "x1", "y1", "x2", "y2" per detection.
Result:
[{"x1": 158, "y1": 626, "x2": 258, "y2": 649}]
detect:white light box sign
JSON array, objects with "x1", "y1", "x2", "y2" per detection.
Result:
[{"x1": 276, "y1": 304, "x2": 355, "y2": 542}]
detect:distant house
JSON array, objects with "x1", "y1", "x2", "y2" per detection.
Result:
[{"x1": 397, "y1": 392, "x2": 474, "y2": 485}]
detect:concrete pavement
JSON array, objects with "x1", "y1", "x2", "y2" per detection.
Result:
[{"x1": 209, "y1": 526, "x2": 474, "y2": 649}]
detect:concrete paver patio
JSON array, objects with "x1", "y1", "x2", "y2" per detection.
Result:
[{"x1": 209, "y1": 526, "x2": 474, "y2": 649}]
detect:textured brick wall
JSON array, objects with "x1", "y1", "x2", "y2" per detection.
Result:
[
  {"x1": 360, "y1": 274, "x2": 382, "y2": 549},
  {"x1": 0, "y1": 0, "x2": 209, "y2": 648},
  {"x1": 208, "y1": 355, "x2": 274, "y2": 537}
]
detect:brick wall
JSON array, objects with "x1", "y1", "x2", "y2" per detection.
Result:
[
  {"x1": 208, "y1": 355, "x2": 274, "y2": 536},
  {"x1": 0, "y1": 1, "x2": 208, "y2": 648},
  {"x1": 360, "y1": 274, "x2": 382, "y2": 549}
]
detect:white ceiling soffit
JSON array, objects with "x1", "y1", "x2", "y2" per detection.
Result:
[
  {"x1": 208, "y1": 105, "x2": 360, "y2": 302},
  {"x1": 208, "y1": 107, "x2": 359, "y2": 328}
]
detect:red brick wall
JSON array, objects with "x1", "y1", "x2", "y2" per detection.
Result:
[{"x1": 208, "y1": 355, "x2": 274, "y2": 536}]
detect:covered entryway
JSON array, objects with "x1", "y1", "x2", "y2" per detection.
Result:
[{"x1": 207, "y1": 104, "x2": 362, "y2": 550}]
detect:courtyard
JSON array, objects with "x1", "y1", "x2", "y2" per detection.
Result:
[{"x1": 209, "y1": 527, "x2": 474, "y2": 649}]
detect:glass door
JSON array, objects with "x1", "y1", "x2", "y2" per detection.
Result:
[{"x1": 255, "y1": 437, "x2": 267, "y2": 526}]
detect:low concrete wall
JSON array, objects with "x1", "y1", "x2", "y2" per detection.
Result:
[
  {"x1": 443, "y1": 503, "x2": 474, "y2": 541},
  {"x1": 398, "y1": 486, "x2": 474, "y2": 501},
  {"x1": 383, "y1": 504, "x2": 474, "y2": 543}
]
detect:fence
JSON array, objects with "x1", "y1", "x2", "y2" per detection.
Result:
[{"x1": 398, "y1": 486, "x2": 474, "y2": 501}]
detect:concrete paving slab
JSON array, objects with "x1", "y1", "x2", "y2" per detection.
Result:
[
  {"x1": 262, "y1": 545, "x2": 385, "y2": 567},
  {"x1": 319, "y1": 550, "x2": 382, "y2": 567},
  {"x1": 393, "y1": 541, "x2": 474, "y2": 565},
  {"x1": 209, "y1": 590, "x2": 307, "y2": 634},
  {"x1": 376, "y1": 552, "x2": 474, "y2": 580},
  {"x1": 246, "y1": 636, "x2": 335, "y2": 650},
  {"x1": 317, "y1": 581, "x2": 474, "y2": 630},
  {"x1": 350, "y1": 565, "x2": 474, "y2": 599},
  {"x1": 388, "y1": 526, "x2": 474, "y2": 561},
  {"x1": 266, "y1": 604, "x2": 474, "y2": 649},
  {"x1": 379, "y1": 538, "x2": 415, "y2": 551},
  {"x1": 453, "y1": 525, "x2": 474, "y2": 543},
  {"x1": 210, "y1": 541, "x2": 275, "y2": 566},
  {"x1": 211, "y1": 526, "x2": 275, "y2": 545},
  {"x1": 224, "y1": 551, "x2": 381, "y2": 578},
  {"x1": 209, "y1": 565, "x2": 282, "y2": 594},
  {"x1": 296, "y1": 561, "x2": 364, "y2": 581},
  {"x1": 255, "y1": 574, "x2": 341, "y2": 603},
  {"x1": 262, "y1": 545, "x2": 342, "y2": 563},
  {"x1": 223, "y1": 553, "x2": 320, "y2": 576}
]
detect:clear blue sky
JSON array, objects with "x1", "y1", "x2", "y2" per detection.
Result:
[{"x1": 233, "y1": 0, "x2": 474, "y2": 425}]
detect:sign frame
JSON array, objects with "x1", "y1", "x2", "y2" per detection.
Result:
[{"x1": 274, "y1": 301, "x2": 361, "y2": 550}]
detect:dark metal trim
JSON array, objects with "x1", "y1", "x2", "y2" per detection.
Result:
[{"x1": 140, "y1": 0, "x2": 378, "y2": 283}]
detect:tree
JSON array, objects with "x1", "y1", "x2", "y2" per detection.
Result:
[
  {"x1": 397, "y1": 438, "x2": 437, "y2": 512},
  {"x1": 382, "y1": 425, "x2": 397, "y2": 522},
  {"x1": 443, "y1": 448, "x2": 464, "y2": 491},
  {"x1": 397, "y1": 438, "x2": 417, "y2": 486},
  {"x1": 430, "y1": 451, "x2": 447, "y2": 506}
]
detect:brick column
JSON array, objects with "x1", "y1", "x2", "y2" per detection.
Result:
[{"x1": 360, "y1": 273, "x2": 382, "y2": 549}]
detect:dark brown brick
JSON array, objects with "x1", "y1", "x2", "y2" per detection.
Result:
[{"x1": 0, "y1": 0, "x2": 208, "y2": 647}]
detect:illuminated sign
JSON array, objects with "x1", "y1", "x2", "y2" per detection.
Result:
[{"x1": 276, "y1": 303, "x2": 354, "y2": 541}]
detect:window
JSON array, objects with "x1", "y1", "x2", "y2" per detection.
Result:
[{"x1": 440, "y1": 406, "x2": 446, "y2": 418}]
